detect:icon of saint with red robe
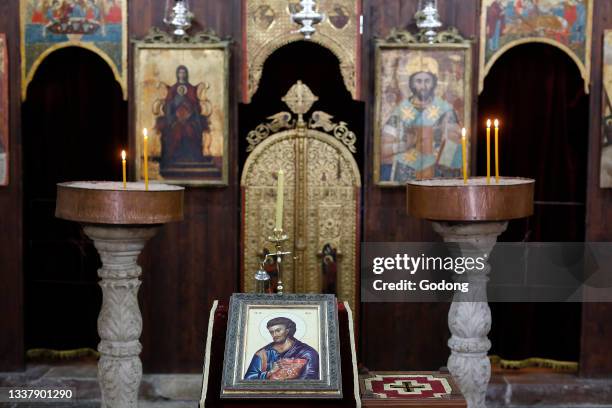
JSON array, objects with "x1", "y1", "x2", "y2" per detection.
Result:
[{"x1": 155, "y1": 65, "x2": 211, "y2": 176}]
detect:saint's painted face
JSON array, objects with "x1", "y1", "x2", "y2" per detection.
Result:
[
  {"x1": 409, "y1": 71, "x2": 437, "y2": 102},
  {"x1": 176, "y1": 66, "x2": 188, "y2": 83},
  {"x1": 268, "y1": 324, "x2": 290, "y2": 344}
]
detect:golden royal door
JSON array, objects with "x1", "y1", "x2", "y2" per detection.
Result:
[{"x1": 241, "y1": 81, "x2": 361, "y2": 308}]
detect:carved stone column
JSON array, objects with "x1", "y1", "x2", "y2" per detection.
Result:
[
  {"x1": 84, "y1": 225, "x2": 159, "y2": 408},
  {"x1": 432, "y1": 221, "x2": 508, "y2": 408}
]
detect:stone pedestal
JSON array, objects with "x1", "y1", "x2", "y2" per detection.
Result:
[
  {"x1": 432, "y1": 222, "x2": 507, "y2": 408},
  {"x1": 406, "y1": 177, "x2": 535, "y2": 408},
  {"x1": 84, "y1": 225, "x2": 159, "y2": 408},
  {"x1": 55, "y1": 181, "x2": 184, "y2": 408}
]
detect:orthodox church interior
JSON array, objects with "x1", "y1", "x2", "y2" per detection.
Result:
[{"x1": 1, "y1": 0, "x2": 612, "y2": 407}]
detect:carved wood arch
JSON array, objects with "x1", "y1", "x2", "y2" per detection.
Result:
[
  {"x1": 242, "y1": 0, "x2": 361, "y2": 102},
  {"x1": 247, "y1": 33, "x2": 356, "y2": 102},
  {"x1": 241, "y1": 82, "x2": 361, "y2": 309}
]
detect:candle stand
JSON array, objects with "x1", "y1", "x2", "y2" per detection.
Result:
[
  {"x1": 56, "y1": 182, "x2": 184, "y2": 408},
  {"x1": 265, "y1": 228, "x2": 291, "y2": 294},
  {"x1": 407, "y1": 177, "x2": 534, "y2": 408}
]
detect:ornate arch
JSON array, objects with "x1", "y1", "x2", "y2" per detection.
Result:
[
  {"x1": 478, "y1": 0, "x2": 593, "y2": 94},
  {"x1": 241, "y1": 81, "x2": 361, "y2": 308},
  {"x1": 242, "y1": 0, "x2": 361, "y2": 102},
  {"x1": 247, "y1": 33, "x2": 356, "y2": 103},
  {"x1": 20, "y1": 0, "x2": 128, "y2": 100},
  {"x1": 479, "y1": 37, "x2": 590, "y2": 94},
  {"x1": 21, "y1": 42, "x2": 126, "y2": 101}
]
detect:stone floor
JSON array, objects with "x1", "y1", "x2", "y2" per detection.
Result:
[
  {"x1": 1, "y1": 363, "x2": 612, "y2": 407},
  {"x1": 0, "y1": 363, "x2": 200, "y2": 407},
  {"x1": 487, "y1": 367, "x2": 612, "y2": 407}
]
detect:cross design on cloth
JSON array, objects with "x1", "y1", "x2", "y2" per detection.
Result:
[
  {"x1": 386, "y1": 380, "x2": 432, "y2": 394},
  {"x1": 365, "y1": 374, "x2": 453, "y2": 399}
]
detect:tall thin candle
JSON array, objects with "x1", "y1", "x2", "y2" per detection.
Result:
[
  {"x1": 486, "y1": 119, "x2": 491, "y2": 184},
  {"x1": 494, "y1": 119, "x2": 500, "y2": 183},
  {"x1": 121, "y1": 150, "x2": 127, "y2": 189},
  {"x1": 461, "y1": 128, "x2": 468, "y2": 185},
  {"x1": 275, "y1": 169, "x2": 284, "y2": 231},
  {"x1": 143, "y1": 128, "x2": 149, "y2": 191}
]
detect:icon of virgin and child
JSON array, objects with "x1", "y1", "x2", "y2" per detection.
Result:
[
  {"x1": 154, "y1": 65, "x2": 219, "y2": 179},
  {"x1": 244, "y1": 317, "x2": 320, "y2": 380}
]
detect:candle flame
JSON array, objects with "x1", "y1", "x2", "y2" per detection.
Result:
[
  {"x1": 121, "y1": 150, "x2": 126, "y2": 160},
  {"x1": 494, "y1": 119, "x2": 499, "y2": 128},
  {"x1": 487, "y1": 119, "x2": 491, "y2": 128},
  {"x1": 461, "y1": 128, "x2": 467, "y2": 138},
  {"x1": 143, "y1": 128, "x2": 148, "y2": 139}
]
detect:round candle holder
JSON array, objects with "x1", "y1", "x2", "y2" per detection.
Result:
[
  {"x1": 407, "y1": 177, "x2": 534, "y2": 221},
  {"x1": 56, "y1": 181, "x2": 184, "y2": 408},
  {"x1": 406, "y1": 177, "x2": 534, "y2": 408}
]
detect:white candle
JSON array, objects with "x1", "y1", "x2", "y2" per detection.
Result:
[{"x1": 275, "y1": 169, "x2": 284, "y2": 231}]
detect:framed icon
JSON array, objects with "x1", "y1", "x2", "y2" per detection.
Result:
[{"x1": 220, "y1": 293, "x2": 342, "y2": 399}]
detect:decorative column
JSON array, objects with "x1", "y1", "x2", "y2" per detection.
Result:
[
  {"x1": 84, "y1": 226, "x2": 159, "y2": 408},
  {"x1": 55, "y1": 181, "x2": 184, "y2": 408},
  {"x1": 432, "y1": 221, "x2": 507, "y2": 408},
  {"x1": 405, "y1": 177, "x2": 535, "y2": 408}
]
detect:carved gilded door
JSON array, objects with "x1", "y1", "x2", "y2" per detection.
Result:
[{"x1": 241, "y1": 81, "x2": 361, "y2": 308}]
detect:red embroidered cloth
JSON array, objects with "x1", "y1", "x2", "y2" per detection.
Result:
[{"x1": 359, "y1": 372, "x2": 466, "y2": 407}]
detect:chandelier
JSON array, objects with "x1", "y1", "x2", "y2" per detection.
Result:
[
  {"x1": 163, "y1": 0, "x2": 194, "y2": 37},
  {"x1": 416, "y1": 0, "x2": 443, "y2": 43},
  {"x1": 290, "y1": 0, "x2": 325, "y2": 40}
]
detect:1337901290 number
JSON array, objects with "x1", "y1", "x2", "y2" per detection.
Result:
[{"x1": 1, "y1": 388, "x2": 74, "y2": 402}]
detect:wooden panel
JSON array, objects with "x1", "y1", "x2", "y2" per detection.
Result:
[
  {"x1": 360, "y1": 0, "x2": 481, "y2": 371},
  {"x1": 0, "y1": 0, "x2": 24, "y2": 371},
  {"x1": 23, "y1": 47, "x2": 127, "y2": 353},
  {"x1": 129, "y1": 0, "x2": 242, "y2": 373},
  {"x1": 580, "y1": 0, "x2": 612, "y2": 377}
]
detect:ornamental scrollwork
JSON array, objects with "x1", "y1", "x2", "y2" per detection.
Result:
[
  {"x1": 246, "y1": 81, "x2": 357, "y2": 154},
  {"x1": 141, "y1": 27, "x2": 227, "y2": 44},
  {"x1": 309, "y1": 111, "x2": 357, "y2": 154},
  {"x1": 246, "y1": 110, "x2": 357, "y2": 154},
  {"x1": 381, "y1": 26, "x2": 469, "y2": 45},
  {"x1": 246, "y1": 112, "x2": 295, "y2": 152},
  {"x1": 383, "y1": 28, "x2": 419, "y2": 44}
]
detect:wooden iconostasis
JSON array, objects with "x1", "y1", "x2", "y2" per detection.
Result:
[
  {"x1": 478, "y1": 43, "x2": 588, "y2": 361},
  {"x1": 22, "y1": 48, "x2": 127, "y2": 352},
  {"x1": 1, "y1": 0, "x2": 611, "y2": 376}
]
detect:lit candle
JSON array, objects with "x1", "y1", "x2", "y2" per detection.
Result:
[
  {"x1": 275, "y1": 169, "x2": 284, "y2": 231},
  {"x1": 143, "y1": 128, "x2": 149, "y2": 191},
  {"x1": 486, "y1": 119, "x2": 491, "y2": 185},
  {"x1": 461, "y1": 128, "x2": 468, "y2": 184},
  {"x1": 494, "y1": 119, "x2": 500, "y2": 183},
  {"x1": 121, "y1": 150, "x2": 127, "y2": 189}
]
